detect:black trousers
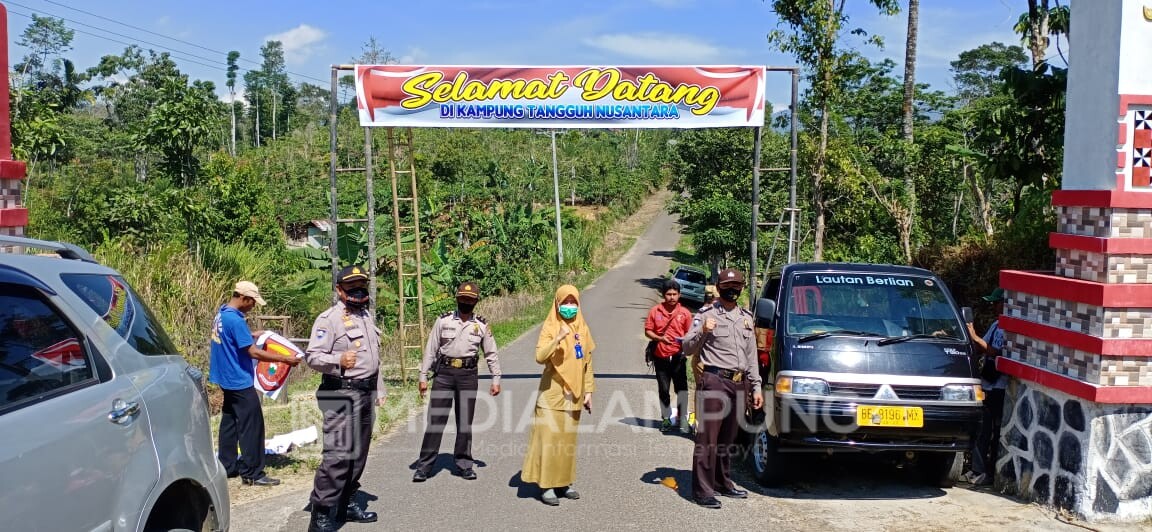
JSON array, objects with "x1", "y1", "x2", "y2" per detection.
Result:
[
  {"x1": 653, "y1": 354, "x2": 689, "y2": 425},
  {"x1": 310, "y1": 386, "x2": 375, "y2": 507},
  {"x1": 416, "y1": 365, "x2": 479, "y2": 473},
  {"x1": 971, "y1": 388, "x2": 1006, "y2": 475},
  {"x1": 217, "y1": 386, "x2": 265, "y2": 480},
  {"x1": 692, "y1": 372, "x2": 744, "y2": 500}
]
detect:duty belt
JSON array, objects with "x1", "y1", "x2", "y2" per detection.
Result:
[
  {"x1": 320, "y1": 373, "x2": 377, "y2": 392},
  {"x1": 703, "y1": 365, "x2": 744, "y2": 382},
  {"x1": 438, "y1": 356, "x2": 479, "y2": 370}
]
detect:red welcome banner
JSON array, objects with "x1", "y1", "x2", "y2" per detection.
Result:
[{"x1": 355, "y1": 65, "x2": 766, "y2": 129}]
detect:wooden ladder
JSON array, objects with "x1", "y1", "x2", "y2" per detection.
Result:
[{"x1": 387, "y1": 127, "x2": 425, "y2": 384}]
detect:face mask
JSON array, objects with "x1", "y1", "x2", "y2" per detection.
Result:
[
  {"x1": 719, "y1": 288, "x2": 741, "y2": 302},
  {"x1": 343, "y1": 287, "x2": 370, "y2": 309},
  {"x1": 457, "y1": 302, "x2": 476, "y2": 314},
  {"x1": 558, "y1": 303, "x2": 579, "y2": 320}
]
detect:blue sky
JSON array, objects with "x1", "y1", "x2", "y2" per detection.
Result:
[{"x1": 4, "y1": 0, "x2": 1029, "y2": 110}]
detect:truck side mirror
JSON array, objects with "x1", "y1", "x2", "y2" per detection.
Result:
[
  {"x1": 755, "y1": 298, "x2": 777, "y2": 329},
  {"x1": 961, "y1": 306, "x2": 974, "y2": 324}
]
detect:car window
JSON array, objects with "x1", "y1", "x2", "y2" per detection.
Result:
[
  {"x1": 674, "y1": 269, "x2": 706, "y2": 285},
  {"x1": 785, "y1": 272, "x2": 962, "y2": 338},
  {"x1": 0, "y1": 285, "x2": 96, "y2": 411},
  {"x1": 60, "y1": 274, "x2": 180, "y2": 356}
]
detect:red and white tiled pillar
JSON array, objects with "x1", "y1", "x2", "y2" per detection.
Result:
[
  {"x1": 993, "y1": 0, "x2": 1152, "y2": 521},
  {"x1": 0, "y1": 4, "x2": 27, "y2": 245}
]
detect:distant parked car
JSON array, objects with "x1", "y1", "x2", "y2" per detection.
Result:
[
  {"x1": 0, "y1": 236, "x2": 229, "y2": 532},
  {"x1": 668, "y1": 265, "x2": 708, "y2": 305}
]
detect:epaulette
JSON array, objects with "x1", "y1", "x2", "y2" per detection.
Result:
[
  {"x1": 318, "y1": 307, "x2": 336, "y2": 319},
  {"x1": 697, "y1": 305, "x2": 717, "y2": 315},
  {"x1": 739, "y1": 307, "x2": 754, "y2": 316},
  {"x1": 440, "y1": 311, "x2": 454, "y2": 319},
  {"x1": 476, "y1": 315, "x2": 488, "y2": 324}
]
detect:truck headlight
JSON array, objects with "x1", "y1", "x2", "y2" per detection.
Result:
[
  {"x1": 941, "y1": 384, "x2": 977, "y2": 401},
  {"x1": 776, "y1": 376, "x2": 829, "y2": 396}
]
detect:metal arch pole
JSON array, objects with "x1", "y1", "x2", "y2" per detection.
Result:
[
  {"x1": 327, "y1": 66, "x2": 340, "y2": 299},
  {"x1": 550, "y1": 129, "x2": 564, "y2": 267},
  {"x1": 365, "y1": 127, "x2": 376, "y2": 316},
  {"x1": 788, "y1": 67, "x2": 800, "y2": 265},
  {"x1": 749, "y1": 125, "x2": 763, "y2": 309}
]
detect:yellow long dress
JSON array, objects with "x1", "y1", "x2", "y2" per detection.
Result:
[{"x1": 521, "y1": 285, "x2": 596, "y2": 489}]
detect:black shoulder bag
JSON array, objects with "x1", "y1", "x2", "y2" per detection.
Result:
[{"x1": 645, "y1": 310, "x2": 681, "y2": 366}]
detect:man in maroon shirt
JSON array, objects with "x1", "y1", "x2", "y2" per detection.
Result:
[{"x1": 645, "y1": 279, "x2": 694, "y2": 434}]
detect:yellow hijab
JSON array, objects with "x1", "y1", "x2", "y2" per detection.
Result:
[{"x1": 537, "y1": 284, "x2": 596, "y2": 395}]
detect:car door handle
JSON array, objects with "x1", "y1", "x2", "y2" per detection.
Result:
[{"x1": 108, "y1": 399, "x2": 141, "y2": 423}]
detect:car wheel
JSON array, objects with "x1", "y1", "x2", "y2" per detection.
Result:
[
  {"x1": 921, "y1": 451, "x2": 963, "y2": 488},
  {"x1": 748, "y1": 428, "x2": 786, "y2": 486}
]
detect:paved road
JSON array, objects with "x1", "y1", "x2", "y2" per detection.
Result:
[{"x1": 233, "y1": 210, "x2": 1095, "y2": 532}]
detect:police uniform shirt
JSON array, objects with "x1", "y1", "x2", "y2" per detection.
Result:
[
  {"x1": 419, "y1": 311, "x2": 501, "y2": 385},
  {"x1": 305, "y1": 301, "x2": 385, "y2": 398},
  {"x1": 682, "y1": 304, "x2": 762, "y2": 389}
]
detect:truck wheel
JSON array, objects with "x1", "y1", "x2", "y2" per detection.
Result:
[
  {"x1": 922, "y1": 452, "x2": 963, "y2": 488},
  {"x1": 748, "y1": 429, "x2": 785, "y2": 486}
]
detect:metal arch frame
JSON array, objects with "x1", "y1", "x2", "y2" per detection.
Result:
[
  {"x1": 327, "y1": 64, "x2": 800, "y2": 365},
  {"x1": 749, "y1": 66, "x2": 800, "y2": 304}
]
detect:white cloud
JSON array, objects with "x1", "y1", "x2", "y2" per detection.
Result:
[
  {"x1": 264, "y1": 24, "x2": 328, "y2": 64},
  {"x1": 220, "y1": 88, "x2": 246, "y2": 104},
  {"x1": 582, "y1": 32, "x2": 728, "y2": 62},
  {"x1": 398, "y1": 47, "x2": 428, "y2": 65}
]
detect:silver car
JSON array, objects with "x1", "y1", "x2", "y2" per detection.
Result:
[
  {"x1": 669, "y1": 265, "x2": 709, "y2": 305},
  {"x1": 0, "y1": 236, "x2": 229, "y2": 531}
]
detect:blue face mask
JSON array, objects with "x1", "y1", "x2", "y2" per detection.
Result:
[{"x1": 558, "y1": 303, "x2": 579, "y2": 320}]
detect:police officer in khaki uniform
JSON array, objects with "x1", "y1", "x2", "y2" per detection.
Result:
[
  {"x1": 305, "y1": 266, "x2": 385, "y2": 532},
  {"x1": 681, "y1": 268, "x2": 763, "y2": 509},
  {"x1": 412, "y1": 281, "x2": 501, "y2": 482}
]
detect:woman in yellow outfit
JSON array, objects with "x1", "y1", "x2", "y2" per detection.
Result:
[{"x1": 521, "y1": 284, "x2": 596, "y2": 506}]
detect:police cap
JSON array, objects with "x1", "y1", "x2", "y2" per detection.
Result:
[
  {"x1": 338, "y1": 265, "x2": 369, "y2": 284},
  {"x1": 716, "y1": 268, "x2": 745, "y2": 286},
  {"x1": 456, "y1": 281, "x2": 480, "y2": 299}
]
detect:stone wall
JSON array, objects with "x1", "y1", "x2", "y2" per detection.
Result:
[
  {"x1": 997, "y1": 379, "x2": 1152, "y2": 520},
  {"x1": 1004, "y1": 334, "x2": 1152, "y2": 386},
  {"x1": 1005, "y1": 293, "x2": 1152, "y2": 339},
  {"x1": 1058, "y1": 207, "x2": 1152, "y2": 238},
  {"x1": 1056, "y1": 249, "x2": 1152, "y2": 283}
]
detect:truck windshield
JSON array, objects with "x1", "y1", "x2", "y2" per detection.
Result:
[{"x1": 784, "y1": 272, "x2": 963, "y2": 339}]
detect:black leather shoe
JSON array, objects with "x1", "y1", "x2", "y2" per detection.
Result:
[
  {"x1": 412, "y1": 470, "x2": 428, "y2": 482},
  {"x1": 455, "y1": 468, "x2": 477, "y2": 480},
  {"x1": 242, "y1": 475, "x2": 280, "y2": 487},
  {"x1": 694, "y1": 496, "x2": 722, "y2": 509},
  {"x1": 342, "y1": 500, "x2": 378, "y2": 523},
  {"x1": 307, "y1": 505, "x2": 338, "y2": 532},
  {"x1": 717, "y1": 487, "x2": 748, "y2": 499}
]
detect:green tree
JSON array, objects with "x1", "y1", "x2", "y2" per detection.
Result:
[
  {"x1": 895, "y1": 0, "x2": 920, "y2": 262},
  {"x1": 950, "y1": 42, "x2": 1028, "y2": 102},
  {"x1": 15, "y1": 14, "x2": 74, "y2": 83},
  {"x1": 132, "y1": 78, "x2": 223, "y2": 185},
  {"x1": 244, "y1": 41, "x2": 297, "y2": 146},
  {"x1": 1015, "y1": 0, "x2": 1070, "y2": 68},
  {"x1": 226, "y1": 51, "x2": 240, "y2": 155},
  {"x1": 767, "y1": 0, "x2": 900, "y2": 261}
]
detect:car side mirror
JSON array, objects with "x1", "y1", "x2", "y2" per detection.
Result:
[
  {"x1": 961, "y1": 306, "x2": 974, "y2": 324},
  {"x1": 755, "y1": 298, "x2": 776, "y2": 328}
]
